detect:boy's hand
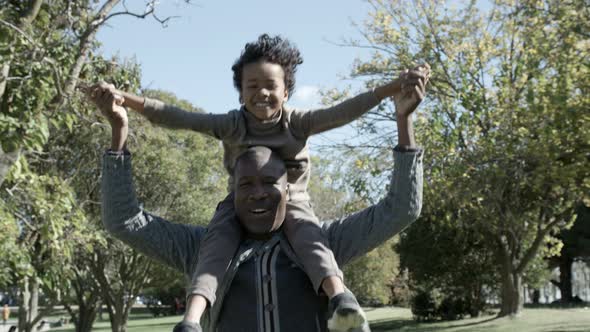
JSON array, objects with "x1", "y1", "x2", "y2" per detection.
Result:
[{"x1": 393, "y1": 63, "x2": 430, "y2": 118}]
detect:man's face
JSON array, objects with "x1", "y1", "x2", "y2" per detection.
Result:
[
  {"x1": 241, "y1": 61, "x2": 289, "y2": 120},
  {"x1": 234, "y1": 149, "x2": 288, "y2": 237}
]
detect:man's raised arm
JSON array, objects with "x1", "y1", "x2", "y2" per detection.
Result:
[
  {"x1": 101, "y1": 151, "x2": 205, "y2": 276},
  {"x1": 323, "y1": 64, "x2": 429, "y2": 266},
  {"x1": 91, "y1": 85, "x2": 205, "y2": 277},
  {"x1": 324, "y1": 148, "x2": 423, "y2": 266}
]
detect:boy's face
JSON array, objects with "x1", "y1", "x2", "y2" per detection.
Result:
[{"x1": 241, "y1": 61, "x2": 289, "y2": 120}]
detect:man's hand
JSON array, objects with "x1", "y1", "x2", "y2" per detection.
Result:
[
  {"x1": 393, "y1": 64, "x2": 430, "y2": 118},
  {"x1": 86, "y1": 82, "x2": 128, "y2": 151}
]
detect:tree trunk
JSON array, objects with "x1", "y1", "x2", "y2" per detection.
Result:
[
  {"x1": 558, "y1": 255, "x2": 574, "y2": 302},
  {"x1": 498, "y1": 269, "x2": 523, "y2": 317},
  {"x1": 28, "y1": 278, "x2": 39, "y2": 332},
  {"x1": 66, "y1": 298, "x2": 100, "y2": 332},
  {"x1": 17, "y1": 277, "x2": 41, "y2": 332},
  {"x1": 18, "y1": 278, "x2": 30, "y2": 332},
  {"x1": 531, "y1": 288, "x2": 540, "y2": 304},
  {"x1": 107, "y1": 302, "x2": 128, "y2": 332},
  {"x1": 77, "y1": 302, "x2": 100, "y2": 332}
]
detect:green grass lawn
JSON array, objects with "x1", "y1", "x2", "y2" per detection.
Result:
[{"x1": 49, "y1": 307, "x2": 590, "y2": 332}]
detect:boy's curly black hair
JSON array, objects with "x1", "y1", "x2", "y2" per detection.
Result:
[{"x1": 232, "y1": 34, "x2": 304, "y2": 98}]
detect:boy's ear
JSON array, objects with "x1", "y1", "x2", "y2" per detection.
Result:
[
  {"x1": 286, "y1": 183, "x2": 290, "y2": 200},
  {"x1": 284, "y1": 89, "x2": 289, "y2": 101}
]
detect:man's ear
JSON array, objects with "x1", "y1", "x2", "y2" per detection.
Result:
[
  {"x1": 239, "y1": 94, "x2": 244, "y2": 104},
  {"x1": 284, "y1": 89, "x2": 289, "y2": 102},
  {"x1": 286, "y1": 183, "x2": 290, "y2": 201}
]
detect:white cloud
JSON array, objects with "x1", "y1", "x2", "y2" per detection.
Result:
[{"x1": 290, "y1": 85, "x2": 321, "y2": 109}]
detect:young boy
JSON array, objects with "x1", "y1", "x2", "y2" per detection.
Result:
[{"x1": 93, "y1": 34, "x2": 429, "y2": 332}]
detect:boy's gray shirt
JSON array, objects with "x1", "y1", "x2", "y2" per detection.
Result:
[
  {"x1": 101, "y1": 148, "x2": 423, "y2": 331},
  {"x1": 142, "y1": 92, "x2": 380, "y2": 201}
]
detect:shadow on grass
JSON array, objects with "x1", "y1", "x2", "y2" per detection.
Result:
[
  {"x1": 50, "y1": 320, "x2": 176, "y2": 332},
  {"x1": 370, "y1": 316, "x2": 498, "y2": 332}
]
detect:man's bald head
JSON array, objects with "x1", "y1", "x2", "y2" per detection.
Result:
[
  {"x1": 233, "y1": 146, "x2": 288, "y2": 238},
  {"x1": 234, "y1": 146, "x2": 286, "y2": 177}
]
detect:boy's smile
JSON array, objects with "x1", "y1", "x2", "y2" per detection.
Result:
[{"x1": 241, "y1": 61, "x2": 289, "y2": 121}]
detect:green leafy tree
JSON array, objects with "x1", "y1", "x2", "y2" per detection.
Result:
[
  {"x1": 1, "y1": 2, "x2": 197, "y2": 331},
  {"x1": 0, "y1": 0, "x2": 187, "y2": 187},
  {"x1": 397, "y1": 203, "x2": 499, "y2": 318},
  {"x1": 338, "y1": 0, "x2": 589, "y2": 317},
  {"x1": 0, "y1": 158, "x2": 97, "y2": 332}
]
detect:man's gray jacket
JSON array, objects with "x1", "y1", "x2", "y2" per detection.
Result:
[{"x1": 101, "y1": 149, "x2": 423, "y2": 331}]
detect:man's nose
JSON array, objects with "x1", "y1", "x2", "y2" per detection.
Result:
[{"x1": 250, "y1": 185, "x2": 269, "y2": 200}]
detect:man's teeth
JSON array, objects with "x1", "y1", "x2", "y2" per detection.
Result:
[
  {"x1": 251, "y1": 209, "x2": 267, "y2": 214},
  {"x1": 255, "y1": 102, "x2": 270, "y2": 107}
]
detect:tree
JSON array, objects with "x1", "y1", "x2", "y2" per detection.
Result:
[
  {"x1": 339, "y1": 0, "x2": 589, "y2": 317},
  {"x1": 0, "y1": 0, "x2": 187, "y2": 187},
  {"x1": 1, "y1": 2, "x2": 197, "y2": 331},
  {"x1": 0, "y1": 159, "x2": 97, "y2": 332},
  {"x1": 396, "y1": 201, "x2": 499, "y2": 318}
]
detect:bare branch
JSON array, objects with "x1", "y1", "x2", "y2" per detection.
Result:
[{"x1": 102, "y1": 1, "x2": 180, "y2": 27}]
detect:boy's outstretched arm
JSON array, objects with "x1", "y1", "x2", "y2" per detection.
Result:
[
  {"x1": 291, "y1": 64, "x2": 430, "y2": 137},
  {"x1": 89, "y1": 82, "x2": 238, "y2": 140},
  {"x1": 117, "y1": 88, "x2": 147, "y2": 114}
]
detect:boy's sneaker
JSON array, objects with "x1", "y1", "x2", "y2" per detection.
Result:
[
  {"x1": 327, "y1": 292, "x2": 369, "y2": 331},
  {"x1": 172, "y1": 320, "x2": 202, "y2": 332}
]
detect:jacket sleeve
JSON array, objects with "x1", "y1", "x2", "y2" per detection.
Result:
[
  {"x1": 324, "y1": 149, "x2": 423, "y2": 266},
  {"x1": 101, "y1": 151, "x2": 205, "y2": 276},
  {"x1": 143, "y1": 98, "x2": 239, "y2": 140},
  {"x1": 289, "y1": 91, "x2": 380, "y2": 137}
]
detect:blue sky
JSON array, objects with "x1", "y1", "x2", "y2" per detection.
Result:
[
  {"x1": 97, "y1": 0, "x2": 377, "y2": 147},
  {"x1": 97, "y1": 0, "x2": 374, "y2": 111}
]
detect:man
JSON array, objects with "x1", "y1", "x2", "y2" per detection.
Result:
[{"x1": 96, "y1": 66, "x2": 427, "y2": 331}]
